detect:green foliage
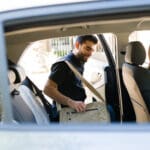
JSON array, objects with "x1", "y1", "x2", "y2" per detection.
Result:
[{"x1": 54, "y1": 49, "x2": 69, "y2": 57}]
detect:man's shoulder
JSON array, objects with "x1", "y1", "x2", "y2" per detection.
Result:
[
  {"x1": 54, "y1": 53, "x2": 73, "y2": 64},
  {"x1": 51, "y1": 57, "x2": 69, "y2": 70}
]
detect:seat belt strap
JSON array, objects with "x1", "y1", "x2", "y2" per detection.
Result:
[{"x1": 65, "y1": 60, "x2": 105, "y2": 103}]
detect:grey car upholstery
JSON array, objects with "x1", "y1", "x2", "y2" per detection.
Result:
[
  {"x1": 8, "y1": 60, "x2": 49, "y2": 124},
  {"x1": 122, "y1": 41, "x2": 150, "y2": 122},
  {"x1": 8, "y1": 61, "x2": 37, "y2": 123},
  {"x1": 18, "y1": 85, "x2": 50, "y2": 124}
]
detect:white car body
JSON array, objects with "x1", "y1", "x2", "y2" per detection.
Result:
[{"x1": 0, "y1": 0, "x2": 150, "y2": 149}]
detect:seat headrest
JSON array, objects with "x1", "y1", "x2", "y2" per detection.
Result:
[
  {"x1": 125, "y1": 41, "x2": 146, "y2": 65},
  {"x1": 8, "y1": 59, "x2": 26, "y2": 84}
]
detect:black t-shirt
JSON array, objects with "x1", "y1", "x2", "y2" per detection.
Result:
[{"x1": 49, "y1": 52, "x2": 86, "y2": 104}]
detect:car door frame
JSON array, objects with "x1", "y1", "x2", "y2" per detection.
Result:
[{"x1": 97, "y1": 34, "x2": 122, "y2": 122}]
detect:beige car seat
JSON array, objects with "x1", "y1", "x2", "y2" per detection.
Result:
[{"x1": 122, "y1": 41, "x2": 150, "y2": 122}]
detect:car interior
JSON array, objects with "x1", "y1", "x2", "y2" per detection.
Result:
[{"x1": 1, "y1": 1, "x2": 150, "y2": 124}]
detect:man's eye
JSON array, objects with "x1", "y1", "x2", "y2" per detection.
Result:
[{"x1": 86, "y1": 47, "x2": 91, "y2": 51}]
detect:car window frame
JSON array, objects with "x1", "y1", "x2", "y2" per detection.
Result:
[{"x1": 0, "y1": 22, "x2": 13, "y2": 123}]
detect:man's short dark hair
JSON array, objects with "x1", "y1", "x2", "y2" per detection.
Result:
[{"x1": 76, "y1": 35, "x2": 98, "y2": 44}]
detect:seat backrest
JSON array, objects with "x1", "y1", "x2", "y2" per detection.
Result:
[
  {"x1": 8, "y1": 60, "x2": 37, "y2": 123},
  {"x1": 8, "y1": 60, "x2": 49, "y2": 124},
  {"x1": 18, "y1": 84, "x2": 50, "y2": 124},
  {"x1": 122, "y1": 41, "x2": 150, "y2": 122}
]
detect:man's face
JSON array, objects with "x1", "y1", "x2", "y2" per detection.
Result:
[{"x1": 76, "y1": 40, "x2": 97, "y2": 62}]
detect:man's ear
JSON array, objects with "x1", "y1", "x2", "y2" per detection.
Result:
[{"x1": 75, "y1": 41, "x2": 80, "y2": 49}]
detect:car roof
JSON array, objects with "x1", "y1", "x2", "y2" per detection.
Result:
[
  {"x1": 0, "y1": 0, "x2": 94, "y2": 12},
  {"x1": 3, "y1": 0, "x2": 150, "y2": 32}
]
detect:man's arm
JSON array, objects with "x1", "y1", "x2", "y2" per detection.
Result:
[{"x1": 43, "y1": 79, "x2": 86, "y2": 112}]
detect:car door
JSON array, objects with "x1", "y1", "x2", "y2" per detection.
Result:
[
  {"x1": 98, "y1": 34, "x2": 121, "y2": 121},
  {"x1": 98, "y1": 34, "x2": 136, "y2": 122}
]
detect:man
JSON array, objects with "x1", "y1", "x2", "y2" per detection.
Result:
[{"x1": 44, "y1": 35, "x2": 98, "y2": 120}]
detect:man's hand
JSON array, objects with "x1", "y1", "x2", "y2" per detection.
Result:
[{"x1": 67, "y1": 99, "x2": 86, "y2": 112}]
